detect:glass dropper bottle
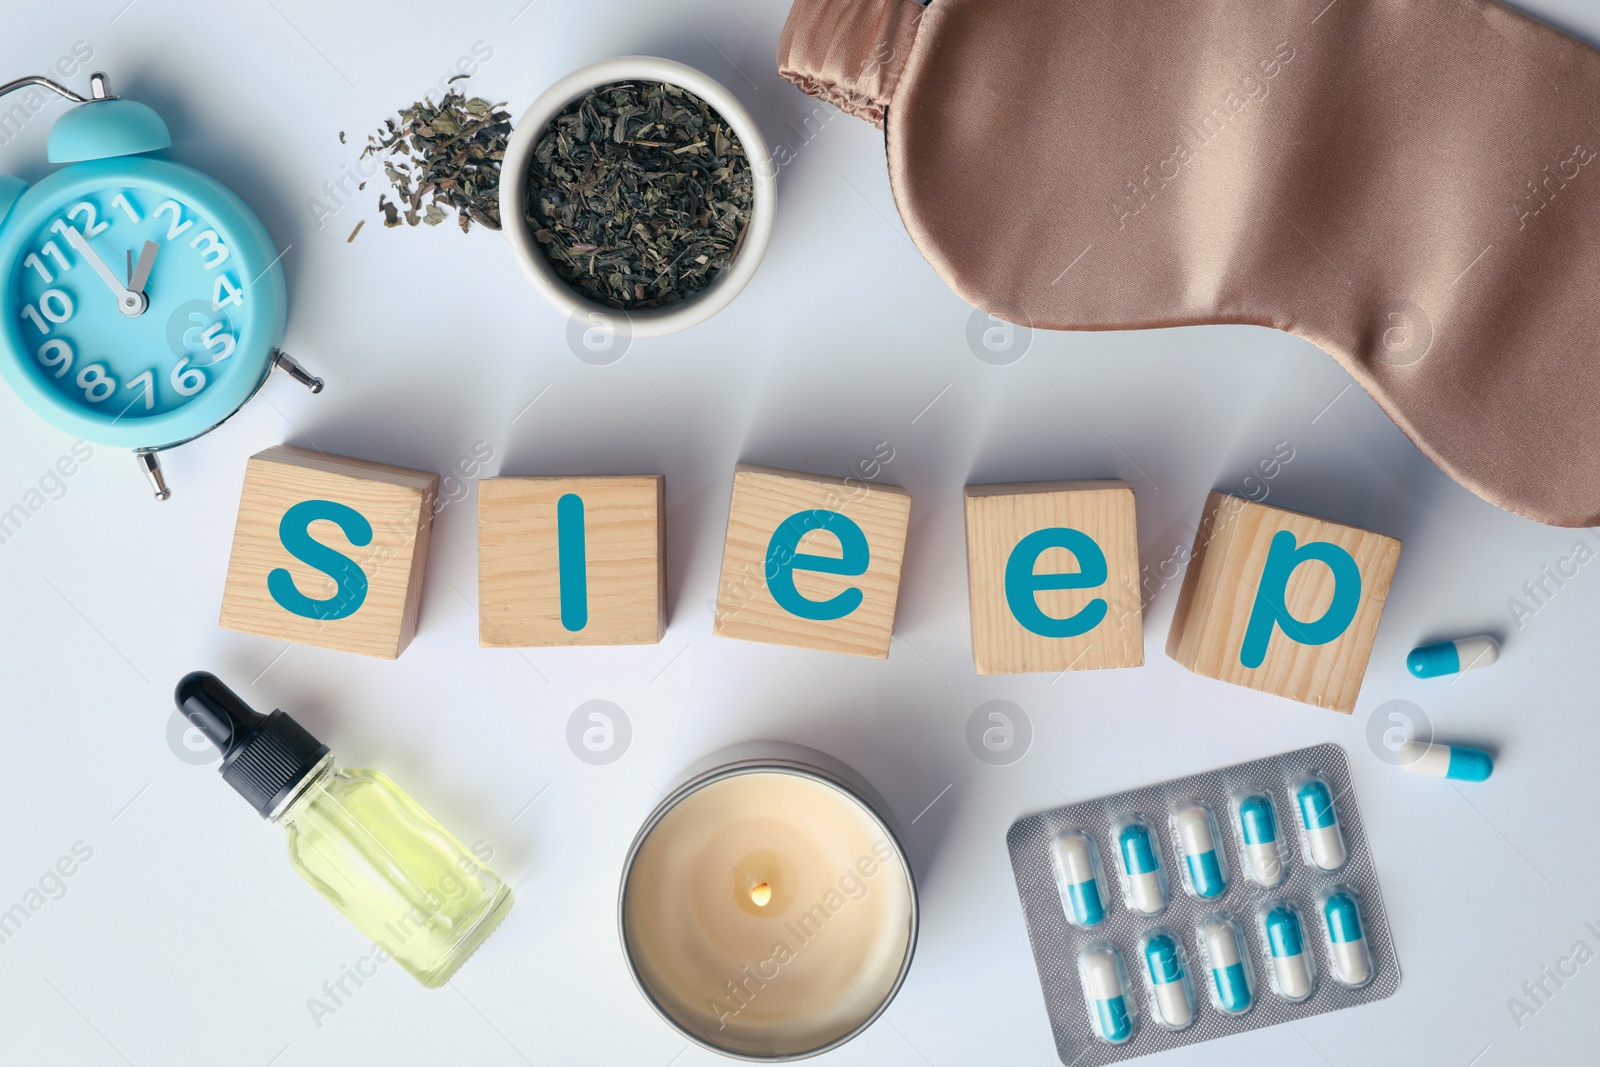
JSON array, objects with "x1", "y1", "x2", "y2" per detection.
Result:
[{"x1": 175, "y1": 672, "x2": 513, "y2": 987}]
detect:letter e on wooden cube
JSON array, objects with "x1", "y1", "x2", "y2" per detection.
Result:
[
  {"x1": 713, "y1": 465, "x2": 910, "y2": 658},
  {"x1": 964, "y1": 480, "x2": 1143, "y2": 674}
]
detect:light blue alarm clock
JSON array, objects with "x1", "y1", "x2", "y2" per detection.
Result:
[{"x1": 0, "y1": 72, "x2": 322, "y2": 499}]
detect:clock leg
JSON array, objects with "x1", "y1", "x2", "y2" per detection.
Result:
[
  {"x1": 135, "y1": 449, "x2": 172, "y2": 501},
  {"x1": 272, "y1": 350, "x2": 325, "y2": 394}
]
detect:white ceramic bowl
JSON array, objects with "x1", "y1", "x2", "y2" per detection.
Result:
[{"x1": 501, "y1": 56, "x2": 776, "y2": 339}]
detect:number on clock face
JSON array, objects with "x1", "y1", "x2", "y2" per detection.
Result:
[{"x1": 12, "y1": 189, "x2": 247, "y2": 417}]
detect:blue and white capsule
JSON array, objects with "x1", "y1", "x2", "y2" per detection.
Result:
[
  {"x1": 1078, "y1": 945, "x2": 1135, "y2": 1044},
  {"x1": 1407, "y1": 635, "x2": 1499, "y2": 678},
  {"x1": 1175, "y1": 803, "x2": 1227, "y2": 898},
  {"x1": 1236, "y1": 792, "x2": 1284, "y2": 887},
  {"x1": 1141, "y1": 931, "x2": 1194, "y2": 1030},
  {"x1": 1263, "y1": 904, "x2": 1314, "y2": 1002},
  {"x1": 1397, "y1": 739, "x2": 1494, "y2": 782},
  {"x1": 1295, "y1": 777, "x2": 1347, "y2": 871},
  {"x1": 1117, "y1": 819, "x2": 1167, "y2": 915},
  {"x1": 1051, "y1": 830, "x2": 1106, "y2": 927},
  {"x1": 1199, "y1": 916, "x2": 1253, "y2": 1014},
  {"x1": 1324, "y1": 891, "x2": 1373, "y2": 987}
]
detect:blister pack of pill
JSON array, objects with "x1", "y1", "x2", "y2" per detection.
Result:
[{"x1": 1007, "y1": 743, "x2": 1398, "y2": 1065}]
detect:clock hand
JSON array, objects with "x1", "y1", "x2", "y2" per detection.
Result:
[
  {"x1": 128, "y1": 240, "x2": 158, "y2": 296},
  {"x1": 59, "y1": 225, "x2": 148, "y2": 317}
]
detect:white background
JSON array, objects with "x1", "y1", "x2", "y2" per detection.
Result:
[{"x1": 2, "y1": 1, "x2": 1598, "y2": 1065}]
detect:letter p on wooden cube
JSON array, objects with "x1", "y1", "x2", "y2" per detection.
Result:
[
  {"x1": 220, "y1": 446, "x2": 438, "y2": 659},
  {"x1": 714, "y1": 465, "x2": 911, "y2": 658},
  {"x1": 1167, "y1": 493, "x2": 1401, "y2": 713},
  {"x1": 964, "y1": 480, "x2": 1143, "y2": 674},
  {"x1": 477, "y1": 476, "x2": 665, "y2": 647}
]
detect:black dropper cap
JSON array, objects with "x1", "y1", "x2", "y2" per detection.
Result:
[{"x1": 175, "y1": 672, "x2": 329, "y2": 817}]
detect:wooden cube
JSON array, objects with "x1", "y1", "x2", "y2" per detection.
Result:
[
  {"x1": 1166, "y1": 493, "x2": 1401, "y2": 713},
  {"x1": 477, "y1": 476, "x2": 664, "y2": 647},
  {"x1": 964, "y1": 480, "x2": 1143, "y2": 675},
  {"x1": 713, "y1": 465, "x2": 911, "y2": 658},
  {"x1": 220, "y1": 445, "x2": 438, "y2": 659}
]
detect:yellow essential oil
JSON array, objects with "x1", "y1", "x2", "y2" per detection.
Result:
[{"x1": 176, "y1": 672, "x2": 513, "y2": 987}]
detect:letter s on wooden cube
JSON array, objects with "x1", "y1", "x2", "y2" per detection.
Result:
[
  {"x1": 964, "y1": 480, "x2": 1143, "y2": 675},
  {"x1": 1166, "y1": 492, "x2": 1401, "y2": 713},
  {"x1": 219, "y1": 445, "x2": 438, "y2": 659}
]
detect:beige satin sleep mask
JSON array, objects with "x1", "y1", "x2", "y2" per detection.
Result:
[{"x1": 779, "y1": 0, "x2": 1600, "y2": 528}]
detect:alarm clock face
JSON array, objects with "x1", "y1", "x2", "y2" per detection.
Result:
[{"x1": 0, "y1": 158, "x2": 287, "y2": 448}]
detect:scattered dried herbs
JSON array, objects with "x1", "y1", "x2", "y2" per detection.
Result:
[
  {"x1": 527, "y1": 81, "x2": 754, "y2": 310},
  {"x1": 360, "y1": 75, "x2": 512, "y2": 234}
]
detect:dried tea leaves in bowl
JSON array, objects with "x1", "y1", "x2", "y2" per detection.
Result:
[
  {"x1": 527, "y1": 81, "x2": 755, "y2": 310},
  {"x1": 359, "y1": 75, "x2": 512, "y2": 234}
]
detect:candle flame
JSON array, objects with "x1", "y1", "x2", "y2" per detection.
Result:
[{"x1": 749, "y1": 882, "x2": 772, "y2": 907}]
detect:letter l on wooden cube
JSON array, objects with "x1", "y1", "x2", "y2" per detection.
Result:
[{"x1": 477, "y1": 476, "x2": 665, "y2": 647}]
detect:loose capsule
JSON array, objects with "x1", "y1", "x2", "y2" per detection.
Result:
[
  {"x1": 1397, "y1": 740, "x2": 1494, "y2": 782},
  {"x1": 1407, "y1": 635, "x2": 1499, "y2": 678},
  {"x1": 1051, "y1": 831, "x2": 1106, "y2": 927},
  {"x1": 1142, "y1": 932, "x2": 1194, "y2": 1030},
  {"x1": 1236, "y1": 793, "x2": 1284, "y2": 887},
  {"x1": 1324, "y1": 892, "x2": 1373, "y2": 987},
  {"x1": 1118, "y1": 821, "x2": 1167, "y2": 914},
  {"x1": 1200, "y1": 917, "x2": 1253, "y2": 1014},
  {"x1": 1175, "y1": 804, "x2": 1227, "y2": 898},
  {"x1": 1295, "y1": 778, "x2": 1347, "y2": 871},
  {"x1": 1264, "y1": 905, "x2": 1314, "y2": 1001},
  {"x1": 1079, "y1": 946, "x2": 1135, "y2": 1044}
]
